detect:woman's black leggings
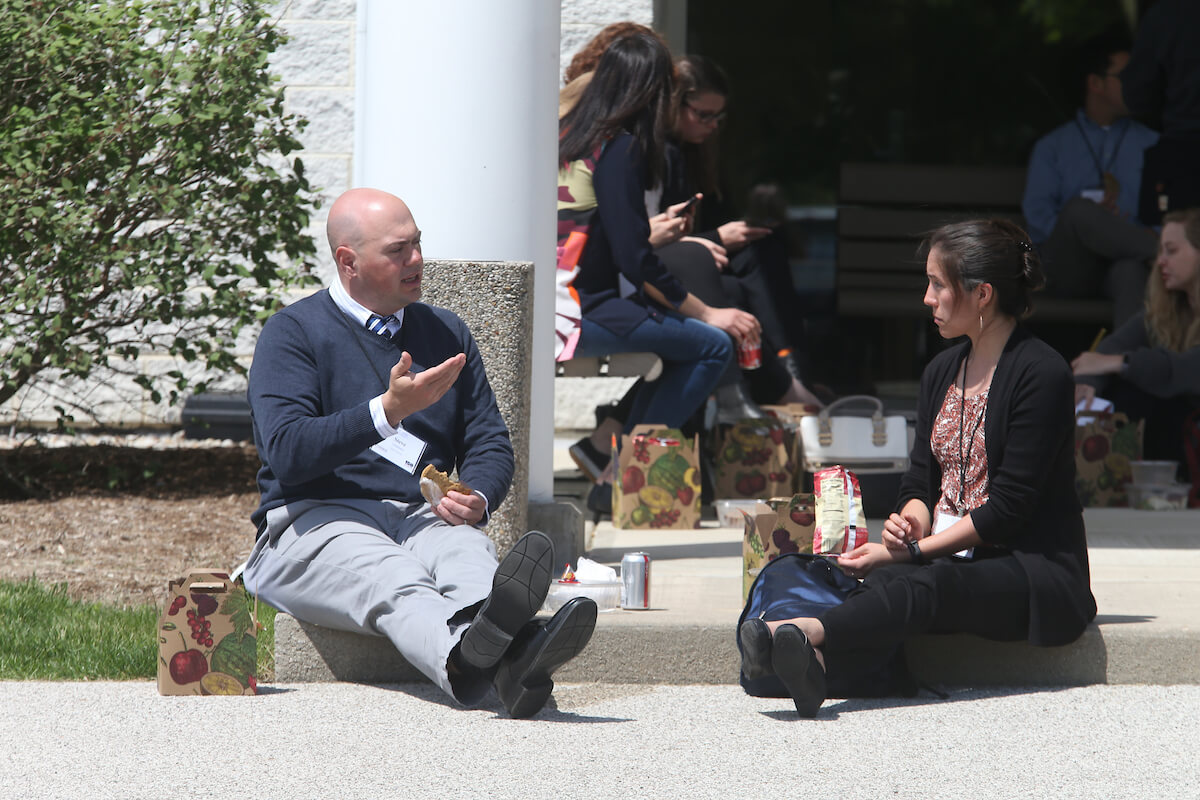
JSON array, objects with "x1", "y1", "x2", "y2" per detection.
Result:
[{"x1": 819, "y1": 555, "x2": 1031, "y2": 669}]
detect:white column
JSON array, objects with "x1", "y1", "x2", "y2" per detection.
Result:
[{"x1": 355, "y1": 0, "x2": 560, "y2": 502}]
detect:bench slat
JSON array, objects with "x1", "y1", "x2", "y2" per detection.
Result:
[
  {"x1": 838, "y1": 207, "x2": 1026, "y2": 239},
  {"x1": 840, "y1": 162, "x2": 1027, "y2": 206}
]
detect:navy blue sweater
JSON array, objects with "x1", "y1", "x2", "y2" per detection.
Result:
[{"x1": 247, "y1": 290, "x2": 514, "y2": 531}]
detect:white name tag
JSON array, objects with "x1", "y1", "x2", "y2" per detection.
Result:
[
  {"x1": 1079, "y1": 188, "x2": 1105, "y2": 204},
  {"x1": 369, "y1": 426, "x2": 428, "y2": 474},
  {"x1": 933, "y1": 510, "x2": 974, "y2": 559}
]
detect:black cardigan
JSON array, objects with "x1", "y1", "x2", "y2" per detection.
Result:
[{"x1": 896, "y1": 326, "x2": 1097, "y2": 646}]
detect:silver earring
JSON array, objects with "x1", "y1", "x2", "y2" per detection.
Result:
[{"x1": 979, "y1": 314, "x2": 984, "y2": 332}]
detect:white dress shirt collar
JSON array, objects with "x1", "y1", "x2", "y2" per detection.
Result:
[{"x1": 329, "y1": 277, "x2": 404, "y2": 336}]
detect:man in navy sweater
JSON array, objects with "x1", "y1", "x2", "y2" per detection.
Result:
[{"x1": 243, "y1": 188, "x2": 596, "y2": 717}]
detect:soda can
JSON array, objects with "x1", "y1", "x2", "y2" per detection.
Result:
[
  {"x1": 621, "y1": 552, "x2": 651, "y2": 609},
  {"x1": 737, "y1": 338, "x2": 762, "y2": 370}
]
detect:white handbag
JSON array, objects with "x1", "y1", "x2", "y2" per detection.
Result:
[{"x1": 799, "y1": 395, "x2": 910, "y2": 474}]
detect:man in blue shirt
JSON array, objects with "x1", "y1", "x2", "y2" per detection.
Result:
[
  {"x1": 1022, "y1": 37, "x2": 1160, "y2": 326},
  {"x1": 243, "y1": 188, "x2": 597, "y2": 717}
]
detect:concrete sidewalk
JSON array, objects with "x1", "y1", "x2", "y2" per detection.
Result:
[{"x1": 3, "y1": 681, "x2": 1198, "y2": 800}]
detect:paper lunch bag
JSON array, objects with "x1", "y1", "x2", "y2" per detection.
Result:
[
  {"x1": 712, "y1": 417, "x2": 798, "y2": 500},
  {"x1": 1074, "y1": 412, "x2": 1143, "y2": 507},
  {"x1": 157, "y1": 569, "x2": 258, "y2": 696},
  {"x1": 742, "y1": 493, "x2": 816, "y2": 599},
  {"x1": 612, "y1": 425, "x2": 702, "y2": 529}
]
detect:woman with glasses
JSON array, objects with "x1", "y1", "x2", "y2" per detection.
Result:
[{"x1": 556, "y1": 32, "x2": 760, "y2": 500}]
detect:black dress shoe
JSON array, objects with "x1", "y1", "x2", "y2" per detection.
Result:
[
  {"x1": 494, "y1": 596, "x2": 598, "y2": 719},
  {"x1": 771, "y1": 623, "x2": 826, "y2": 718},
  {"x1": 738, "y1": 617, "x2": 774, "y2": 680},
  {"x1": 459, "y1": 531, "x2": 554, "y2": 669}
]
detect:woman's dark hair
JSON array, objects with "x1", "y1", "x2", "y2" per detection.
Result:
[
  {"x1": 563, "y1": 21, "x2": 663, "y2": 84},
  {"x1": 919, "y1": 218, "x2": 1046, "y2": 319},
  {"x1": 559, "y1": 32, "x2": 675, "y2": 189},
  {"x1": 674, "y1": 54, "x2": 730, "y2": 198}
]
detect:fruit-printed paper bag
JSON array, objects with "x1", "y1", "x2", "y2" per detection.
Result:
[
  {"x1": 612, "y1": 425, "x2": 702, "y2": 529},
  {"x1": 1074, "y1": 412, "x2": 1143, "y2": 507},
  {"x1": 712, "y1": 418, "x2": 798, "y2": 500},
  {"x1": 157, "y1": 569, "x2": 258, "y2": 696},
  {"x1": 742, "y1": 494, "x2": 816, "y2": 598}
]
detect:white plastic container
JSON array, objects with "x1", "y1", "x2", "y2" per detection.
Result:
[
  {"x1": 542, "y1": 580, "x2": 621, "y2": 613},
  {"x1": 714, "y1": 499, "x2": 760, "y2": 528},
  {"x1": 1127, "y1": 482, "x2": 1189, "y2": 511},
  {"x1": 1130, "y1": 460, "x2": 1179, "y2": 486}
]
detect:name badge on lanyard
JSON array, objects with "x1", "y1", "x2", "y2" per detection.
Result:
[
  {"x1": 932, "y1": 510, "x2": 974, "y2": 560},
  {"x1": 370, "y1": 426, "x2": 428, "y2": 474}
]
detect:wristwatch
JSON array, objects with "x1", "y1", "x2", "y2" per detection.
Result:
[{"x1": 1119, "y1": 354, "x2": 1130, "y2": 376}]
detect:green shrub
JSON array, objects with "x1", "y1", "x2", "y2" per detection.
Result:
[{"x1": 0, "y1": 0, "x2": 319, "y2": 426}]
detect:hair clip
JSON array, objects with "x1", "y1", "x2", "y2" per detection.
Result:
[{"x1": 1018, "y1": 240, "x2": 1033, "y2": 253}]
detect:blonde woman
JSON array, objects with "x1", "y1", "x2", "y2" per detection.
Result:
[{"x1": 1073, "y1": 208, "x2": 1200, "y2": 473}]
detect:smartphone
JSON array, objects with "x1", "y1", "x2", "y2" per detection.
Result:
[{"x1": 672, "y1": 194, "x2": 700, "y2": 217}]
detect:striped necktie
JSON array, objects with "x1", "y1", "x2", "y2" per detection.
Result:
[{"x1": 365, "y1": 314, "x2": 397, "y2": 340}]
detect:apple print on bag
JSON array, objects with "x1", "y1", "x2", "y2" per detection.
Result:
[{"x1": 157, "y1": 570, "x2": 259, "y2": 696}]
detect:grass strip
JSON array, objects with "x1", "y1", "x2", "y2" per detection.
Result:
[{"x1": 0, "y1": 577, "x2": 276, "y2": 681}]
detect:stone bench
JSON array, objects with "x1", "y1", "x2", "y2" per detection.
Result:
[{"x1": 274, "y1": 614, "x2": 1179, "y2": 688}]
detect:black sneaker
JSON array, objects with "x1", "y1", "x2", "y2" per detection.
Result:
[{"x1": 568, "y1": 437, "x2": 610, "y2": 483}]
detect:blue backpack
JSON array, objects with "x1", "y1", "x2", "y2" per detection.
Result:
[{"x1": 737, "y1": 553, "x2": 916, "y2": 698}]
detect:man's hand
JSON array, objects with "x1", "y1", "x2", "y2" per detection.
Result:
[
  {"x1": 1070, "y1": 351, "x2": 1123, "y2": 377},
  {"x1": 381, "y1": 351, "x2": 466, "y2": 427},
  {"x1": 717, "y1": 220, "x2": 772, "y2": 252},
  {"x1": 681, "y1": 235, "x2": 729, "y2": 269},
  {"x1": 699, "y1": 305, "x2": 760, "y2": 343},
  {"x1": 649, "y1": 212, "x2": 688, "y2": 248},
  {"x1": 433, "y1": 489, "x2": 486, "y2": 527}
]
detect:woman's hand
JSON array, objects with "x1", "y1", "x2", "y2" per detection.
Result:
[
  {"x1": 648, "y1": 212, "x2": 688, "y2": 248},
  {"x1": 837, "y1": 542, "x2": 906, "y2": 579},
  {"x1": 882, "y1": 511, "x2": 928, "y2": 551},
  {"x1": 880, "y1": 498, "x2": 930, "y2": 550},
  {"x1": 681, "y1": 235, "x2": 728, "y2": 269},
  {"x1": 717, "y1": 220, "x2": 772, "y2": 252},
  {"x1": 1074, "y1": 382, "x2": 1097, "y2": 407},
  {"x1": 1070, "y1": 351, "x2": 1124, "y2": 377}
]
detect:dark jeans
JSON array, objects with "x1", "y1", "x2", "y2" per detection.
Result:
[{"x1": 1043, "y1": 197, "x2": 1159, "y2": 327}]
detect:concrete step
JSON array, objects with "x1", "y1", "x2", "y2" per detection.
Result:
[{"x1": 272, "y1": 508, "x2": 1200, "y2": 689}]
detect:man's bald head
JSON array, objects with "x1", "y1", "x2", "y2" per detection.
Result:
[
  {"x1": 326, "y1": 188, "x2": 414, "y2": 260},
  {"x1": 326, "y1": 188, "x2": 424, "y2": 314}
]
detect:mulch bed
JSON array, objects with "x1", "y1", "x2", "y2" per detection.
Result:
[{"x1": 0, "y1": 444, "x2": 263, "y2": 607}]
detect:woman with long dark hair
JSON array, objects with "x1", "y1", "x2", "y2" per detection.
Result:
[
  {"x1": 739, "y1": 219, "x2": 1097, "y2": 717},
  {"x1": 556, "y1": 33, "x2": 759, "y2": 487}
]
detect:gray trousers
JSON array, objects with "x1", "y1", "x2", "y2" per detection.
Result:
[
  {"x1": 243, "y1": 498, "x2": 499, "y2": 701},
  {"x1": 1043, "y1": 197, "x2": 1159, "y2": 327}
]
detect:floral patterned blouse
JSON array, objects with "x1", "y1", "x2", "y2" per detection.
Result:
[{"x1": 931, "y1": 384, "x2": 990, "y2": 520}]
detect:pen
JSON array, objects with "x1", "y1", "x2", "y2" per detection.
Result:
[{"x1": 1089, "y1": 328, "x2": 1107, "y2": 351}]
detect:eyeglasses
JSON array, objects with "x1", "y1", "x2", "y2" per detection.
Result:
[{"x1": 685, "y1": 102, "x2": 727, "y2": 125}]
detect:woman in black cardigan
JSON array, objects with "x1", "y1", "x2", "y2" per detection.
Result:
[{"x1": 739, "y1": 219, "x2": 1097, "y2": 717}]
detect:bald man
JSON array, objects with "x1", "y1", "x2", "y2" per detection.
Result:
[{"x1": 244, "y1": 188, "x2": 596, "y2": 716}]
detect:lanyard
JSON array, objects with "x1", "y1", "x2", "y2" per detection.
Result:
[
  {"x1": 957, "y1": 352, "x2": 987, "y2": 508},
  {"x1": 1073, "y1": 116, "x2": 1130, "y2": 185}
]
